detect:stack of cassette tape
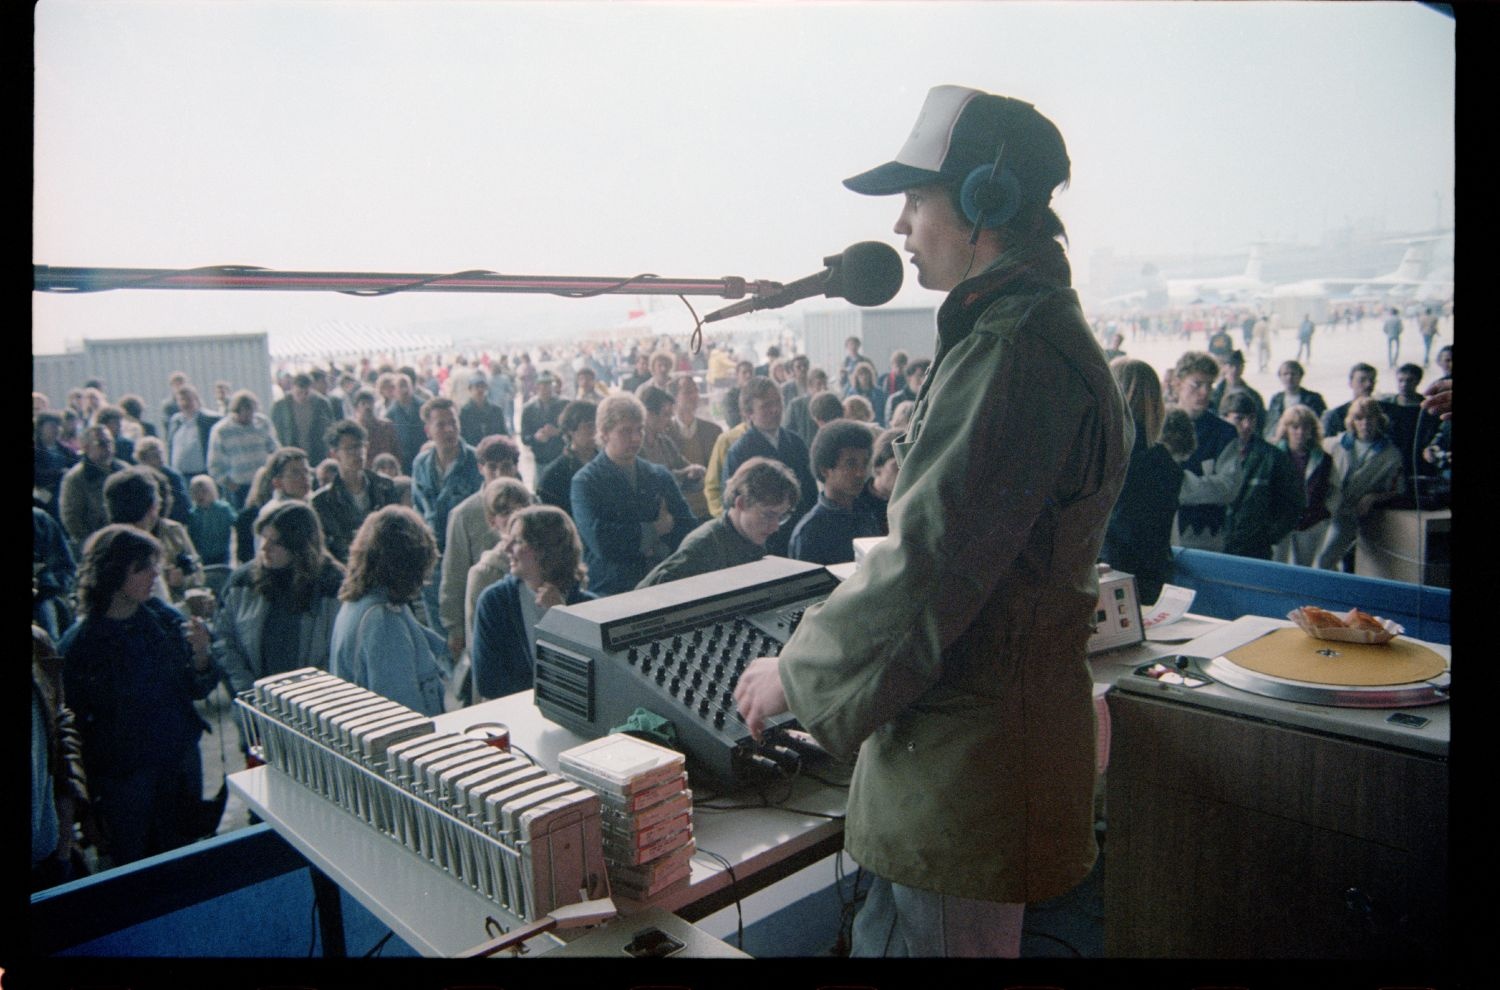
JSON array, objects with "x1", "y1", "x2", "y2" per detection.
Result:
[
  {"x1": 558, "y1": 734, "x2": 695, "y2": 901},
  {"x1": 235, "y1": 668, "x2": 610, "y2": 922}
]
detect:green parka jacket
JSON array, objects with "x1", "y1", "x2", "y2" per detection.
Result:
[{"x1": 778, "y1": 239, "x2": 1130, "y2": 903}]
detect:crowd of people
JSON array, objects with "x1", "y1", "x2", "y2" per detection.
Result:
[{"x1": 31, "y1": 305, "x2": 1451, "y2": 887}]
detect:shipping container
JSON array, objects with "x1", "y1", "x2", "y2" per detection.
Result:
[{"x1": 800, "y1": 306, "x2": 937, "y2": 386}]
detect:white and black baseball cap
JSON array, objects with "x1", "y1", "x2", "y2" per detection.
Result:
[{"x1": 843, "y1": 85, "x2": 1070, "y2": 204}]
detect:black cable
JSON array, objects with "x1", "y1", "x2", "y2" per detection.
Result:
[
  {"x1": 548, "y1": 273, "x2": 662, "y2": 299},
  {"x1": 510, "y1": 744, "x2": 540, "y2": 767},
  {"x1": 363, "y1": 930, "x2": 395, "y2": 957},
  {"x1": 677, "y1": 294, "x2": 706, "y2": 354},
  {"x1": 337, "y1": 268, "x2": 501, "y2": 297},
  {"x1": 696, "y1": 847, "x2": 744, "y2": 949},
  {"x1": 1024, "y1": 929, "x2": 1083, "y2": 958}
]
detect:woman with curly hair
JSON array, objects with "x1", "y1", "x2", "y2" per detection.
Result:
[
  {"x1": 216, "y1": 501, "x2": 345, "y2": 696},
  {"x1": 469, "y1": 505, "x2": 594, "y2": 702},
  {"x1": 1270, "y1": 404, "x2": 1338, "y2": 567},
  {"x1": 59, "y1": 525, "x2": 220, "y2": 865},
  {"x1": 330, "y1": 505, "x2": 451, "y2": 714}
]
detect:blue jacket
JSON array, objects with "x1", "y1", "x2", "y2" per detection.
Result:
[
  {"x1": 411, "y1": 443, "x2": 483, "y2": 553},
  {"x1": 789, "y1": 494, "x2": 884, "y2": 566},
  {"x1": 570, "y1": 451, "x2": 696, "y2": 595},
  {"x1": 469, "y1": 574, "x2": 594, "y2": 699},
  {"x1": 330, "y1": 590, "x2": 450, "y2": 716},
  {"x1": 724, "y1": 426, "x2": 818, "y2": 554}
]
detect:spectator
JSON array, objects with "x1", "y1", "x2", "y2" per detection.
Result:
[
  {"x1": 212, "y1": 379, "x2": 235, "y2": 417},
  {"x1": 134, "y1": 436, "x2": 191, "y2": 526},
  {"x1": 1418, "y1": 307, "x2": 1440, "y2": 367},
  {"x1": 638, "y1": 385, "x2": 706, "y2": 507},
  {"x1": 158, "y1": 371, "x2": 189, "y2": 434},
  {"x1": 1271, "y1": 405, "x2": 1337, "y2": 568},
  {"x1": 216, "y1": 501, "x2": 344, "y2": 696},
  {"x1": 1315, "y1": 397, "x2": 1404, "y2": 571},
  {"x1": 839, "y1": 336, "x2": 867, "y2": 390},
  {"x1": 844, "y1": 361, "x2": 889, "y2": 427},
  {"x1": 1433, "y1": 344, "x2": 1452, "y2": 382},
  {"x1": 723, "y1": 360, "x2": 755, "y2": 429},
  {"x1": 1172, "y1": 351, "x2": 1238, "y2": 552},
  {"x1": 439, "y1": 435, "x2": 522, "y2": 667},
  {"x1": 537, "y1": 400, "x2": 598, "y2": 518},
  {"x1": 91, "y1": 406, "x2": 136, "y2": 464},
  {"x1": 310, "y1": 419, "x2": 400, "y2": 563},
  {"x1": 236, "y1": 447, "x2": 313, "y2": 565},
  {"x1": 782, "y1": 368, "x2": 830, "y2": 447},
  {"x1": 1215, "y1": 391, "x2": 1304, "y2": 560},
  {"x1": 880, "y1": 350, "x2": 909, "y2": 398},
  {"x1": 117, "y1": 394, "x2": 156, "y2": 441},
  {"x1": 570, "y1": 394, "x2": 696, "y2": 595},
  {"x1": 1295, "y1": 313, "x2": 1314, "y2": 364},
  {"x1": 805, "y1": 391, "x2": 842, "y2": 434},
  {"x1": 520, "y1": 371, "x2": 569, "y2": 474},
  {"x1": 411, "y1": 398, "x2": 484, "y2": 637},
  {"x1": 186, "y1": 475, "x2": 237, "y2": 567},
  {"x1": 35, "y1": 411, "x2": 79, "y2": 521},
  {"x1": 883, "y1": 358, "x2": 930, "y2": 425},
  {"x1": 371, "y1": 451, "x2": 401, "y2": 478},
  {"x1": 1101, "y1": 358, "x2": 1182, "y2": 605},
  {"x1": 60, "y1": 426, "x2": 129, "y2": 549},
  {"x1": 1207, "y1": 350, "x2": 1266, "y2": 436},
  {"x1": 1382, "y1": 307, "x2": 1403, "y2": 368},
  {"x1": 463, "y1": 478, "x2": 539, "y2": 650},
  {"x1": 1322, "y1": 363, "x2": 1378, "y2": 440},
  {"x1": 351, "y1": 387, "x2": 401, "y2": 468},
  {"x1": 573, "y1": 366, "x2": 609, "y2": 402},
  {"x1": 392, "y1": 475, "x2": 415, "y2": 507},
  {"x1": 207, "y1": 391, "x2": 280, "y2": 510},
  {"x1": 330, "y1": 505, "x2": 450, "y2": 716},
  {"x1": 384, "y1": 372, "x2": 427, "y2": 473},
  {"x1": 469, "y1": 505, "x2": 595, "y2": 702},
  {"x1": 32, "y1": 624, "x2": 93, "y2": 891},
  {"x1": 164, "y1": 385, "x2": 221, "y2": 481},
  {"x1": 780, "y1": 353, "x2": 812, "y2": 404},
  {"x1": 1263, "y1": 361, "x2": 1328, "y2": 440},
  {"x1": 789, "y1": 420, "x2": 882, "y2": 566},
  {"x1": 666, "y1": 373, "x2": 723, "y2": 521},
  {"x1": 888, "y1": 399, "x2": 917, "y2": 431},
  {"x1": 105, "y1": 466, "x2": 204, "y2": 606},
  {"x1": 459, "y1": 370, "x2": 510, "y2": 445},
  {"x1": 61, "y1": 525, "x2": 220, "y2": 866},
  {"x1": 34, "y1": 507, "x2": 78, "y2": 641},
  {"x1": 841, "y1": 394, "x2": 876, "y2": 424},
  {"x1": 638, "y1": 457, "x2": 801, "y2": 588},
  {"x1": 271, "y1": 373, "x2": 335, "y2": 466},
  {"x1": 853, "y1": 427, "x2": 901, "y2": 537},
  {"x1": 315, "y1": 458, "x2": 339, "y2": 489},
  {"x1": 638, "y1": 350, "x2": 677, "y2": 395},
  {"x1": 725, "y1": 376, "x2": 819, "y2": 556}
]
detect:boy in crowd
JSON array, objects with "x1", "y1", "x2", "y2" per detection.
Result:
[
  {"x1": 788, "y1": 420, "x2": 882, "y2": 565},
  {"x1": 186, "y1": 475, "x2": 236, "y2": 567}
]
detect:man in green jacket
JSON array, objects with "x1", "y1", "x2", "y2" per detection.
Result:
[{"x1": 735, "y1": 85, "x2": 1130, "y2": 957}]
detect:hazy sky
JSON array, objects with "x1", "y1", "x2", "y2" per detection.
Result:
[{"x1": 33, "y1": 1, "x2": 1455, "y2": 354}]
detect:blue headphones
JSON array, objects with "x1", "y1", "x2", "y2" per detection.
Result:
[{"x1": 959, "y1": 146, "x2": 1023, "y2": 233}]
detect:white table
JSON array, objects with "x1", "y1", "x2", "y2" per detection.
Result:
[{"x1": 229, "y1": 690, "x2": 846, "y2": 957}]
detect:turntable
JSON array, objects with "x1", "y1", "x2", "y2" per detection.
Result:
[
  {"x1": 1105, "y1": 614, "x2": 1451, "y2": 957},
  {"x1": 1113, "y1": 614, "x2": 1450, "y2": 756}
]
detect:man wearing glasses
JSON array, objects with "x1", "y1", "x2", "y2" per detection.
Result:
[
  {"x1": 310, "y1": 419, "x2": 400, "y2": 562},
  {"x1": 636, "y1": 458, "x2": 800, "y2": 589}
]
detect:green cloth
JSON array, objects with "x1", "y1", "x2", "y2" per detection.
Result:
[{"x1": 610, "y1": 708, "x2": 680, "y2": 750}]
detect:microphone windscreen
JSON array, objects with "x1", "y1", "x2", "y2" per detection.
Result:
[{"x1": 835, "y1": 241, "x2": 904, "y2": 306}]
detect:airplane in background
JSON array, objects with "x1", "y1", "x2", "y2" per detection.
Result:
[
  {"x1": 1271, "y1": 235, "x2": 1451, "y2": 303},
  {"x1": 1100, "y1": 246, "x2": 1269, "y2": 310}
]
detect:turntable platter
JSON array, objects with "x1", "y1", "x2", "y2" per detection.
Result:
[{"x1": 1204, "y1": 628, "x2": 1449, "y2": 709}]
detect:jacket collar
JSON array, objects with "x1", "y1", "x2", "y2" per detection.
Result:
[
  {"x1": 1338, "y1": 430, "x2": 1390, "y2": 455},
  {"x1": 936, "y1": 236, "x2": 1073, "y2": 345}
]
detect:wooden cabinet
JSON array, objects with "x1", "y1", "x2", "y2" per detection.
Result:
[{"x1": 1103, "y1": 690, "x2": 1447, "y2": 958}]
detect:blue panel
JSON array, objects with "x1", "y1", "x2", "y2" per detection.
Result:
[{"x1": 1170, "y1": 548, "x2": 1449, "y2": 644}]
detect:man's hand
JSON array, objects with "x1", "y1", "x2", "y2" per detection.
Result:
[
  {"x1": 734, "y1": 656, "x2": 788, "y2": 742},
  {"x1": 1421, "y1": 378, "x2": 1452, "y2": 420},
  {"x1": 536, "y1": 423, "x2": 560, "y2": 441},
  {"x1": 447, "y1": 630, "x2": 465, "y2": 660},
  {"x1": 183, "y1": 617, "x2": 212, "y2": 670}
]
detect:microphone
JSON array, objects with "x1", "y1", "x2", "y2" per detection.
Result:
[{"x1": 702, "y1": 242, "x2": 903, "y2": 323}]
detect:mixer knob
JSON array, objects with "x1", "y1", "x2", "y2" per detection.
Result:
[
  {"x1": 713, "y1": 710, "x2": 726, "y2": 729},
  {"x1": 683, "y1": 688, "x2": 695, "y2": 705}
]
